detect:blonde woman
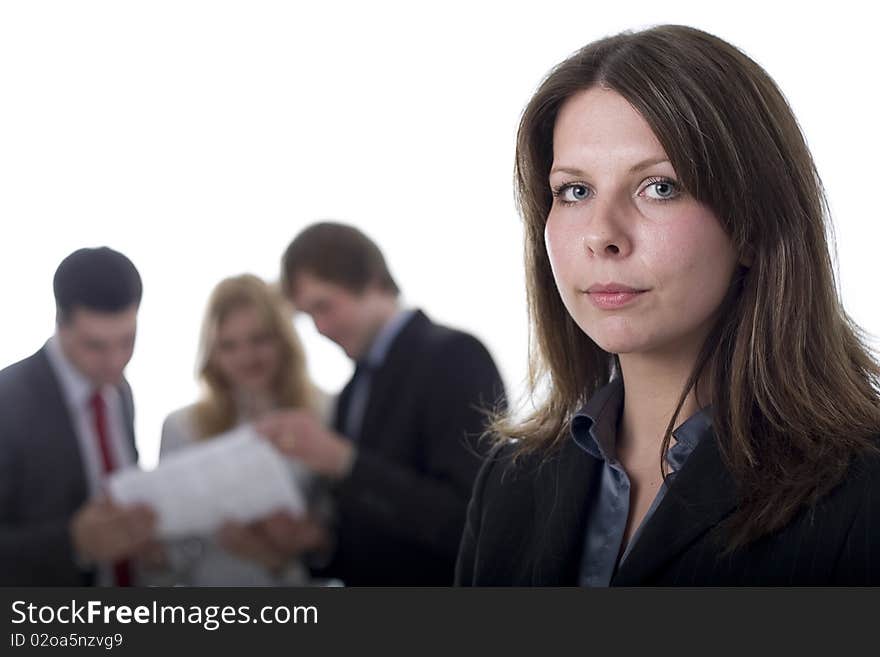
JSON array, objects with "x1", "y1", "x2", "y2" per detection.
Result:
[{"x1": 158, "y1": 274, "x2": 332, "y2": 586}]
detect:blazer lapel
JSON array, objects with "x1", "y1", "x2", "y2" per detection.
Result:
[
  {"x1": 118, "y1": 378, "x2": 138, "y2": 461},
  {"x1": 357, "y1": 364, "x2": 398, "y2": 447},
  {"x1": 333, "y1": 380, "x2": 353, "y2": 434},
  {"x1": 33, "y1": 349, "x2": 89, "y2": 503},
  {"x1": 356, "y1": 312, "x2": 427, "y2": 447},
  {"x1": 612, "y1": 430, "x2": 738, "y2": 585},
  {"x1": 529, "y1": 437, "x2": 602, "y2": 585}
]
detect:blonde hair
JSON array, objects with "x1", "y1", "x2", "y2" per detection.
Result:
[{"x1": 192, "y1": 274, "x2": 315, "y2": 438}]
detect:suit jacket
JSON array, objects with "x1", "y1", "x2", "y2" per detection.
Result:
[
  {"x1": 322, "y1": 310, "x2": 505, "y2": 585},
  {"x1": 0, "y1": 347, "x2": 137, "y2": 585},
  {"x1": 456, "y1": 429, "x2": 880, "y2": 585}
]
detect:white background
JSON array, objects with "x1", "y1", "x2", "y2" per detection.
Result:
[{"x1": 1, "y1": 1, "x2": 877, "y2": 468}]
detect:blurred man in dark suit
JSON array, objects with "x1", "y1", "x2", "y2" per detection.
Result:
[
  {"x1": 0, "y1": 247, "x2": 156, "y2": 585},
  {"x1": 233, "y1": 222, "x2": 506, "y2": 585}
]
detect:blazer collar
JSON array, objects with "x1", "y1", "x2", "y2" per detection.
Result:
[
  {"x1": 611, "y1": 429, "x2": 739, "y2": 585},
  {"x1": 526, "y1": 421, "x2": 738, "y2": 585},
  {"x1": 33, "y1": 347, "x2": 90, "y2": 500},
  {"x1": 331, "y1": 310, "x2": 426, "y2": 435}
]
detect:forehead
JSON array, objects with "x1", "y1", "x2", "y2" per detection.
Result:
[
  {"x1": 552, "y1": 87, "x2": 668, "y2": 169},
  {"x1": 218, "y1": 303, "x2": 266, "y2": 332},
  {"x1": 66, "y1": 305, "x2": 138, "y2": 336},
  {"x1": 291, "y1": 272, "x2": 354, "y2": 308}
]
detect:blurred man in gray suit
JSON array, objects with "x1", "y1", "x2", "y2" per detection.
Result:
[{"x1": 0, "y1": 247, "x2": 156, "y2": 585}]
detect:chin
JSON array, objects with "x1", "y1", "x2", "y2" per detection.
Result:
[
  {"x1": 577, "y1": 314, "x2": 655, "y2": 355},
  {"x1": 583, "y1": 329, "x2": 651, "y2": 355},
  {"x1": 236, "y1": 380, "x2": 265, "y2": 392},
  {"x1": 591, "y1": 340, "x2": 640, "y2": 355},
  {"x1": 590, "y1": 329, "x2": 703, "y2": 359}
]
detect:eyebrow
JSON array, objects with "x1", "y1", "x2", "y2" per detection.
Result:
[{"x1": 549, "y1": 157, "x2": 672, "y2": 178}]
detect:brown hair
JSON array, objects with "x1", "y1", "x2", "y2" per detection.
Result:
[
  {"x1": 501, "y1": 24, "x2": 880, "y2": 548},
  {"x1": 193, "y1": 274, "x2": 316, "y2": 438},
  {"x1": 280, "y1": 222, "x2": 399, "y2": 299}
]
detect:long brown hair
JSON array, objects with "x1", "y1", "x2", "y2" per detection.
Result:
[
  {"x1": 501, "y1": 24, "x2": 880, "y2": 548},
  {"x1": 193, "y1": 274, "x2": 316, "y2": 438}
]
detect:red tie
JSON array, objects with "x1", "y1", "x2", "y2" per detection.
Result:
[{"x1": 89, "y1": 390, "x2": 133, "y2": 587}]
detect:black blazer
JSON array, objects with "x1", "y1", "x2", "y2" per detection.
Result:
[
  {"x1": 322, "y1": 310, "x2": 505, "y2": 585},
  {"x1": 456, "y1": 429, "x2": 880, "y2": 585},
  {"x1": 0, "y1": 347, "x2": 137, "y2": 585}
]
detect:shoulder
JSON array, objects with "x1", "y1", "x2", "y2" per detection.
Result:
[
  {"x1": 796, "y1": 438, "x2": 880, "y2": 542},
  {"x1": 841, "y1": 441, "x2": 880, "y2": 512},
  {"x1": 462, "y1": 438, "x2": 558, "y2": 556},
  {"x1": 473, "y1": 439, "x2": 549, "y2": 507},
  {"x1": 415, "y1": 314, "x2": 495, "y2": 364},
  {"x1": 0, "y1": 351, "x2": 59, "y2": 458},
  {"x1": 0, "y1": 350, "x2": 52, "y2": 425},
  {"x1": 163, "y1": 403, "x2": 198, "y2": 426},
  {"x1": 823, "y1": 439, "x2": 880, "y2": 503},
  {"x1": 475, "y1": 434, "x2": 595, "y2": 523},
  {"x1": 0, "y1": 349, "x2": 45, "y2": 396},
  {"x1": 814, "y1": 439, "x2": 880, "y2": 583},
  {"x1": 160, "y1": 404, "x2": 200, "y2": 455}
]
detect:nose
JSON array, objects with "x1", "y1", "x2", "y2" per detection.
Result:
[
  {"x1": 582, "y1": 195, "x2": 633, "y2": 258},
  {"x1": 313, "y1": 315, "x2": 337, "y2": 343},
  {"x1": 313, "y1": 316, "x2": 330, "y2": 337}
]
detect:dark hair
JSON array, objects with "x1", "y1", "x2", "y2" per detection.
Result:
[
  {"x1": 497, "y1": 24, "x2": 880, "y2": 549},
  {"x1": 280, "y1": 222, "x2": 400, "y2": 298},
  {"x1": 53, "y1": 247, "x2": 143, "y2": 324}
]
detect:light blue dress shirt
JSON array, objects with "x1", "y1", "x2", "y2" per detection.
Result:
[{"x1": 571, "y1": 376, "x2": 713, "y2": 586}]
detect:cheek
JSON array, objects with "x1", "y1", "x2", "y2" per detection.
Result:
[
  {"x1": 643, "y1": 210, "x2": 737, "y2": 315},
  {"x1": 258, "y1": 343, "x2": 281, "y2": 368},
  {"x1": 119, "y1": 345, "x2": 135, "y2": 367},
  {"x1": 213, "y1": 351, "x2": 238, "y2": 378},
  {"x1": 544, "y1": 211, "x2": 583, "y2": 297}
]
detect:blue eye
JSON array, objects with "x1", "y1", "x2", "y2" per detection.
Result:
[
  {"x1": 642, "y1": 178, "x2": 680, "y2": 201},
  {"x1": 553, "y1": 183, "x2": 591, "y2": 204}
]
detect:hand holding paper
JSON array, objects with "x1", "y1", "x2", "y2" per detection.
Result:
[
  {"x1": 107, "y1": 424, "x2": 306, "y2": 538},
  {"x1": 256, "y1": 409, "x2": 356, "y2": 479}
]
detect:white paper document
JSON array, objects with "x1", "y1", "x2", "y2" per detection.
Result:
[{"x1": 107, "y1": 425, "x2": 306, "y2": 538}]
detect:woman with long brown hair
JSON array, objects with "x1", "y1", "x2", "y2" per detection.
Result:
[
  {"x1": 157, "y1": 273, "x2": 331, "y2": 586},
  {"x1": 456, "y1": 25, "x2": 880, "y2": 585}
]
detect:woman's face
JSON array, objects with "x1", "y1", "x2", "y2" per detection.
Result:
[
  {"x1": 545, "y1": 87, "x2": 740, "y2": 357},
  {"x1": 211, "y1": 304, "x2": 281, "y2": 394}
]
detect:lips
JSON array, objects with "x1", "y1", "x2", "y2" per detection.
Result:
[
  {"x1": 586, "y1": 283, "x2": 647, "y2": 294},
  {"x1": 585, "y1": 282, "x2": 649, "y2": 309}
]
